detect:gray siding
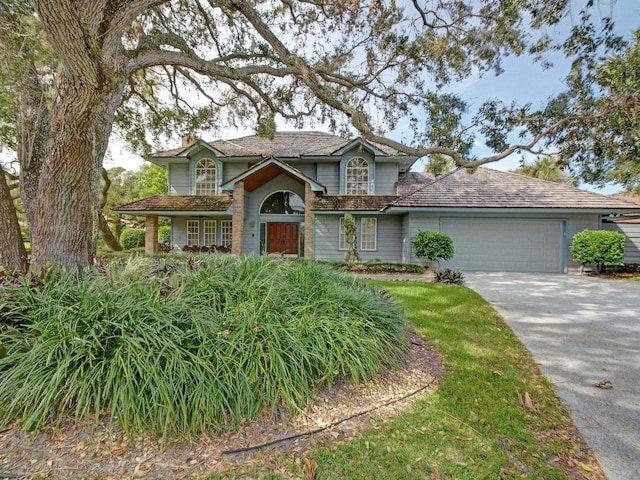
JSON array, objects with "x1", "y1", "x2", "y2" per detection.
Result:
[
  {"x1": 172, "y1": 217, "x2": 187, "y2": 247},
  {"x1": 374, "y1": 163, "x2": 398, "y2": 194},
  {"x1": 294, "y1": 163, "x2": 317, "y2": 179},
  {"x1": 313, "y1": 214, "x2": 403, "y2": 262},
  {"x1": 169, "y1": 164, "x2": 189, "y2": 195},
  {"x1": 603, "y1": 222, "x2": 640, "y2": 263},
  {"x1": 317, "y1": 163, "x2": 340, "y2": 194},
  {"x1": 222, "y1": 162, "x2": 249, "y2": 183}
]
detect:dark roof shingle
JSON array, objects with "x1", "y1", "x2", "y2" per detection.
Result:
[
  {"x1": 391, "y1": 168, "x2": 640, "y2": 210},
  {"x1": 312, "y1": 195, "x2": 399, "y2": 211},
  {"x1": 153, "y1": 131, "x2": 400, "y2": 158},
  {"x1": 115, "y1": 195, "x2": 232, "y2": 212}
]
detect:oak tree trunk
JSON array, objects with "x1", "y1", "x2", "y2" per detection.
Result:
[
  {"x1": 0, "y1": 168, "x2": 28, "y2": 271},
  {"x1": 30, "y1": 72, "x2": 111, "y2": 271}
]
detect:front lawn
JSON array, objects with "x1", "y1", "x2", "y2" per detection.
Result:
[{"x1": 220, "y1": 280, "x2": 604, "y2": 479}]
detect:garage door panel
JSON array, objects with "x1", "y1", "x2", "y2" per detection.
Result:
[{"x1": 440, "y1": 219, "x2": 564, "y2": 273}]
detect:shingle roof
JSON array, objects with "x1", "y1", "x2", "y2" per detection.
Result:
[
  {"x1": 115, "y1": 195, "x2": 232, "y2": 212},
  {"x1": 390, "y1": 168, "x2": 640, "y2": 210},
  {"x1": 153, "y1": 131, "x2": 400, "y2": 158},
  {"x1": 312, "y1": 195, "x2": 399, "y2": 211}
]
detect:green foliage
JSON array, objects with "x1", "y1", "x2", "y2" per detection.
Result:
[
  {"x1": 513, "y1": 156, "x2": 576, "y2": 185},
  {"x1": 322, "y1": 261, "x2": 424, "y2": 274},
  {"x1": 433, "y1": 268, "x2": 464, "y2": 285},
  {"x1": 570, "y1": 229, "x2": 626, "y2": 273},
  {"x1": 342, "y1": 214, "x2": 360, "y2": 263},
  {"x1": 541, "y1": 27, "x2": 639, "y2": 188},
  {"x1": 423, "y1": 155, "x2": 455, "y2": 177},
  {"x1": 119, "y1": 227, "x2": 145, "y2": 249},
  {"x1": 411, "y1": 231, "x2": 454, "y2": 270},
  {"x1": 0, "y1": 257, "x2": 409, "y2": 437},
  {"x1": 137, "y1": 163, "x2": 168, "y2": 198},
  {"x1": 158, "y1": 225, "x2": 171, "y2": 245}
]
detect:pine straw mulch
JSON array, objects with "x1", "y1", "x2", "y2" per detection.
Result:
[
  {"x1": 0, "y1": 329, "x2": 606, "y2": 480},
  {"x1": 0, "y1": 333, "x2": 443, "y2": 480}
]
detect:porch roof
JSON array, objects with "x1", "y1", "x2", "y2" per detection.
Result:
[
  {"x1": 311, "y1": 195, "x2": 399, "y2": 211},
  {"x1": 114, "y1": 195, "x2": 233, "y2": 215}
]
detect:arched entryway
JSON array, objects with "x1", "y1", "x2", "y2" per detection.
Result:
[{"x1": 259, "y1": 191, "x2": 304, "y2": 255}]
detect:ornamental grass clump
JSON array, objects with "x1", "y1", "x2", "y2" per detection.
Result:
[{"x1": 0, "y1": 256, "x2": 409, "y2": 437}]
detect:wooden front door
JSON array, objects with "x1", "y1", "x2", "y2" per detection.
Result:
[{"x1": 267, "y1": 222, "x2": 299, "y2": 255}]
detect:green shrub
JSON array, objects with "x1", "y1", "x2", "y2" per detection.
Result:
[
  {"x1": 0, "y1": 257, "x2": 409, "y2": 437},
  {"x1": 411, "y1": 231, "x2": 454, "y2": 270},
  {"x1": 322, "y1": 261, "x2": 424, "y2": 274},
  {"x1": 119, "y1": 227, "x2": 145, "y2": 249},
  {"x1": 158, "y1": 225, "x2": 171, "y2": 245},
  {"x1": 570, "y1": 229, "x2": 626, "y2": 273},
  {"x1": 433, "y1": 268, "x2": 464, "y2": 285}
]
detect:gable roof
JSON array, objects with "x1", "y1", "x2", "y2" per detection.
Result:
[
  {"x1": 221, "y1": 157, "x2": 326, "y2": 192},
  {"x1": 387, "y1": 168, "x2": 640, "y2": 211},
  {"x1": 152, "y1": 131, "x2": 404, "y2": 158}
]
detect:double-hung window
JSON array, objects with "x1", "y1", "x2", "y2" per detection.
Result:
[
  {"x1": 186, "y1": 220, "x2": 199, "y2": 246},
  {"x1": 360, "y1": 218, "x2": 377, "y2": 251},
  {"x1": 195, "y1": 159, "x2": 218, "y2": 195},
  {"x1": 220, "y1": 220, "x2": 233, "y2": 247}
]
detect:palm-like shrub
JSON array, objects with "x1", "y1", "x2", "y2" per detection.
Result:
[{"x1": 0, "y1": 256, "x2": 409, "y2": 437}]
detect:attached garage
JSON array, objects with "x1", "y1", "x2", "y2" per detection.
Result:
[{"x1": 440, "y1": 218, "x2": 566, "y2": 273}]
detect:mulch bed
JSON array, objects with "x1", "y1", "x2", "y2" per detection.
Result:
[{"x1": 0, "y1": 333, "x2": 443, "y2": 479}]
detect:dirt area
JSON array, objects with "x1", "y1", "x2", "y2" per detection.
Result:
[{"x1": 0, "y1": 335, "x2": 443, "y2": 479}]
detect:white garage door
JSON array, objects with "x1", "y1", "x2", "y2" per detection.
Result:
[{"x1": 440, "y1": 219, "x2": 565, "y2": 273}]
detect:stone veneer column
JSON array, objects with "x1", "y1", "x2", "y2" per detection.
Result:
[
  {"x1": 145, "y1": 214, "x2": 158, "y2": 255},
  {"x1": 231, "y1": 181, "x2": 245, "y2": 256},
  {"x1": 304, "y1": 182, "x2": 314, "y2": 259}
]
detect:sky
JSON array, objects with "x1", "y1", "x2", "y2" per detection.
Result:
[{"x1": 105, "y1": 0, "x2": 640, "y2": 194}]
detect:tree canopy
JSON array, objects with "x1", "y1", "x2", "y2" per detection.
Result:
[
  {"x1": 512, "y1": 156, "x2": 577, "y2": 186},
  {"x1": 0, "y1": 0, "x2": 632, "y2": 270}
]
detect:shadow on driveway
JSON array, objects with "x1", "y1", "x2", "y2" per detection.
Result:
[{"x1": 465, "y1": 273, "x2": 640, "y2": 480}]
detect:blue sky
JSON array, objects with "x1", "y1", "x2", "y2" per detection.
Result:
[
  {"x1": 107, "y1": 0, "x2": 639, "y2": 194},
  {"x1": 447, "y1": 0, "x2": 640, "y2": 194}
]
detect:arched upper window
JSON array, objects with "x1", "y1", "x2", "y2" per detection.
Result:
[
  {"x1": 346, "y1": 157, "x2": 369, "y2": 194},
  {"x1": 195, "y1": 159, "x2": 218, "y2": 195},
  {"x1": 260, "y1": 191, "x2": 305, "y2": 214}
]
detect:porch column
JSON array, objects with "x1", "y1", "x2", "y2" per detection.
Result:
[
  {"x1": 145, "y1": 214, "x2": 158, "y2": 255},
  {"x1": 232, "y1": 181, "x2": 245, "y2": 256},
  {"x1": 304, "y1": 182, "x2": 314, "y2": 259}
]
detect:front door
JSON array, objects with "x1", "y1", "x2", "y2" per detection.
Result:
[{"x1": 267, "y1": 222, "x2": 299, "y2": 255}]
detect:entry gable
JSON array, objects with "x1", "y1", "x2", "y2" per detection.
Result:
[{"x1": 221, "y1": 157, "x2": 326, "y2": 193}]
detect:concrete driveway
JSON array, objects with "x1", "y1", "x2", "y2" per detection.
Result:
[{"x1": 464, "y1": 273, "x2": 640, "y2": 480}]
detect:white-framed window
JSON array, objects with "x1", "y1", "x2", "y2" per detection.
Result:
[
  {"x1": 195, "y1": 158, "x2": 218, "y2": 195},
  {"x1": 220, "y1": 220, "x2": 233, "y2": 247},
  {"x1": 338, "y1": 217, "x2": 347, "y2": 250},
  {"x1": 203, "y1": 220, "x2": 217, "y2": 247},
  {"x1": 360, "y1": 217, "x2": 377, "y2": 251},
  {"x1": 186, "y1": 220, "x2": 200, "y2": 246},
  {"x1": 345, "y1": 157, "x2": 369, "y2": 195}
]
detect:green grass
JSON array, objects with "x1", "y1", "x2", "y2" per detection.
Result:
[
  {"x1": 0, "y1": 257, "x2": 409, "y2": 438},
  {"x1": 216, "y1": 281, "x2": 601, "y2": 479}
]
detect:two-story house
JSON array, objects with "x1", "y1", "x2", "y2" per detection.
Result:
[{"x1": 115, "y1": 131, "x2": 640, "y2": 273}]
